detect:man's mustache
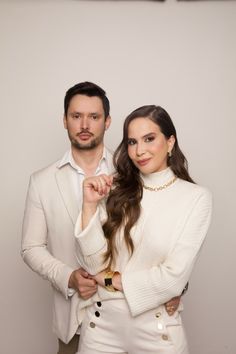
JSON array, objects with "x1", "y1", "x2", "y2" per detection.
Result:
[{"x1": 76, "y1": 129, "x2": 94, "y2": 137}]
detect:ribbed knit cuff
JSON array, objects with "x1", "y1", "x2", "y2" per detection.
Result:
[{"x1": 75, "y1": 208, "x2": 106, "y2": 256}]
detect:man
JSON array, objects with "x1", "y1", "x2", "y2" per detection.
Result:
[
  {"x1": 22, "y1": 82, "x2": 113, "y2": 354},
  {"x1": 21, "y1": 81, "x2": 181, "y2": 354}
]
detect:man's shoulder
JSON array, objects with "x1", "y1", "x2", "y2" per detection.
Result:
[{"x1": 30, "y1": 157, "x2": 62, "y2": 181}]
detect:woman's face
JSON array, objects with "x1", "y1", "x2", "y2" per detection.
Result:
[{"x1": 127, "y1": 117, "x2": 175, "y2": 174}]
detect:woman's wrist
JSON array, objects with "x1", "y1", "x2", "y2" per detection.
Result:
[
  {"x1": 103, "y1": 271, "x2": 123, "y2": 292},
  {"x1": 93, "y1": 270, "x2": 123, "y2": 292},
  {"x1": 82, "y1": 202, "x2": 98, "y2": 214},
  {"x1": 112, "y1": 272, "x2": 123, "y2": 292},
  {"x1": 82, "y1": 203, "x2": 98, "y2": 229}
]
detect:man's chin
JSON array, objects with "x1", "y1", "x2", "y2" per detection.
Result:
[{"x1": 72, "y1": 140, "x2": 98, "y2": 150}]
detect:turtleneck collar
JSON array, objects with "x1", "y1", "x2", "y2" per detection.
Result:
[{"x1": 140, "y1": 167, "x2": 175, "y2": 187}]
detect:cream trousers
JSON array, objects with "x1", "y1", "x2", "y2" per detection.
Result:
[{"x1": 77, "y1": 299, "x2": 189, "y2": 354}]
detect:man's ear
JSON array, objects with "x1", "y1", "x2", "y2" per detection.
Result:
[
  {"x1": 105, "y1": 115, "x2": 111, "y2": 130},
  {"x1": 63, "y1": 115, "x2": 67, "y2": 129}
]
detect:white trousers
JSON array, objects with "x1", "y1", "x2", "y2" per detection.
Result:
[{"x1": 77, "y1": 299, "x2": 189, "y2": 354}]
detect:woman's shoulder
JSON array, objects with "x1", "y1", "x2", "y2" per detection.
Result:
[{"x1": 177, "y1": 178, "x2": 212, "y2": 203}]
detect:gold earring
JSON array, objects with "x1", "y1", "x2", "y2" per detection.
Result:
[{"x1": 168, "y1": 151, "x2": 172, "y2": 158}]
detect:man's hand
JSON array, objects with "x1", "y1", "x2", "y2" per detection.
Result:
[
  {"x1": 165, "y1": 296, "x2": 181, "y2": 316},
  {"x1": 68, "y1": 268, "x2": 97, "y2": 300}
]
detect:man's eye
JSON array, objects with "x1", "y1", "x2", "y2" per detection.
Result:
[
  {"x1": 91, "y1": 115, "x2": 98, "y2": 120},
  {"x1": 72, "y1": 114, "x2": 80, "y2": 119},
  {"x1": 127, "y1": 139, "x2": 136, "y2": 146}
]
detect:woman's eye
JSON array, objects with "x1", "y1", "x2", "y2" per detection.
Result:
[
  {"x1": 145, "y1": 136, "x2": 155, "y2": 143},
  {"x1": 127, "y1": 139, "x2": 136, "y2": 146}
]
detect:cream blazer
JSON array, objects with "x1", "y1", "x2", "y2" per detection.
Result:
[{"x1": 21, "y1": 151, "x2": 114, "y2": 343}]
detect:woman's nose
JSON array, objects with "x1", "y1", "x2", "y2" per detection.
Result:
[{"x1": 136, "y1": 144, "x2": 145, "y2": 157}]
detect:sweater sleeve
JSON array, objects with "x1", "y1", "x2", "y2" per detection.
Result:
[
  {"x1": 74, "y1": 205, "x2": 108, "y2": 275},
  {"x1": 122, "y1": 188, "x2": 212, "y2": 317}
]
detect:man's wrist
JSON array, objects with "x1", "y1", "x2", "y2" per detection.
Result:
[{"x1": 68, "y1": 270, "x2": 75, "y2": 289}]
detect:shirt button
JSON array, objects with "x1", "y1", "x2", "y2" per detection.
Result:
[
  {"x1": 155, "y1": 312, "x2": 161, "y2": 318},
  {"x1": 95, "y1": 311, "x2": 100, "y2": 317},
  {"x1": 90, "y1": 322, "x2": 96, "y2": 328},
  {"x1": 162, "y1": 334, "x2": 169, "y2": 341},
  {"x1": 97, "y1": 302, "x2": 102, "y2": 307}
]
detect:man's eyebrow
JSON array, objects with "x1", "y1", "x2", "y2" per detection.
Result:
[
  {"x1": 69, "y1": 111, "x2": 100, "y2": 115},
  {"x1": 69, "y1": 111, "x2": 80, "y2": 115}
]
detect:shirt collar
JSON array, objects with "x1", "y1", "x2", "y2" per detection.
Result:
[{"x1": 57, "y1": 147, "x2": 108, "y2": 173}]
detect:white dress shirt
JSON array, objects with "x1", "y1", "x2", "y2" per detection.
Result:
[{"x1": 58, "y1": 147, "x2": 113, "y2": 209}]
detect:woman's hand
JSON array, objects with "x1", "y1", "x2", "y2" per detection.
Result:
[
  {"x1": 82, "y1": 174, "x2": 113, "y2": 229},
  {"x1": 83, "y1": 174, "x2": 113, "y2": 205}
]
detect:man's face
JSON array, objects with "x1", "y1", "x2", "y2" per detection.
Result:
[{"x1": 64, "y1": 94, "x2": 111, "y2": 150}]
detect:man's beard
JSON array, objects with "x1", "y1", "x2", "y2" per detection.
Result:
[{"x1": 68, "y1": 131, "x2": 105, "y2": 151}]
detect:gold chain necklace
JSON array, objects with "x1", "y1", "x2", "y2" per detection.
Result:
[{"x1": 143, "y1": 176, "x2": 177, "y2": 192}]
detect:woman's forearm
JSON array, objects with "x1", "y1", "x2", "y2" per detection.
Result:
[{"x1": 82, "y1": 202, "x2": 98, "y2": 230}]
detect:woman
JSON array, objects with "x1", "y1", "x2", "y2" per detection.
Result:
[{"x1": 75, "y1": 105, "x2": 212, "y2": 354}]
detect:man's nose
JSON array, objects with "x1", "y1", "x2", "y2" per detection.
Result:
[{"x1": 80, "y1": 116, "x2": 89, "y2": 130}]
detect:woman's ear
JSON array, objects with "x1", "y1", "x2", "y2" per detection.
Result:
[{"x1": 168, "y1": 135, "x2": 176, "y2": 154}]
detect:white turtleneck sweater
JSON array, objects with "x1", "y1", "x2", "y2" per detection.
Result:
[{"x1": 74, "y1": 168, "x2": 212, "y2": 319}]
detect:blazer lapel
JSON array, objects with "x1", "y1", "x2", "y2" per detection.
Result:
[{"x1": 55, "y1": 165, "x2": 79, "y2": 225}]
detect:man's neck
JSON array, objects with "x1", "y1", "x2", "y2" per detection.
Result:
[{"x1": 71, "y1": 144, "x2": 104, "y2": 176}]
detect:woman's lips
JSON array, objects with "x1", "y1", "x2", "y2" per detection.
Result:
[{"x1": 137, "y1": 158, "x2": 151, "y2": 166}]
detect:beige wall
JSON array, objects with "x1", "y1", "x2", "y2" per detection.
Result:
[{"x1": 0, "y1": 0, "x2": 235, "y2": 353}]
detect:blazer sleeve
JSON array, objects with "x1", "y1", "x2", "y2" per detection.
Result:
[
  {"x1": 121, "y1": 188, "x2": 212, "y2": 316},
  {"x1": 74, "y1": 205, "x2": 108, "y2": 275},
  {"x1": 21, "y1": 175, "x2": 74, "y2": 299}
]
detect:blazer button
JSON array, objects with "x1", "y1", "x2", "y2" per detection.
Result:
[
  {"x1": 95, "y1": 311, "x2": 100, "y2": 317},
  {"x1": 162, "y1": 334, "x2": 169, "y2": 341},
  {"x1": 90, "y1": 322, "x2": 96, "y2": 328},
  {"x1": 97, "y1": 302, "x2": 102, "y2": 307}
]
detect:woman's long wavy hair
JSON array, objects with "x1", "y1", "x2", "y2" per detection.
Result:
[{"x1": 103, "y1": 105, "x2": 194, "y2": 268}]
